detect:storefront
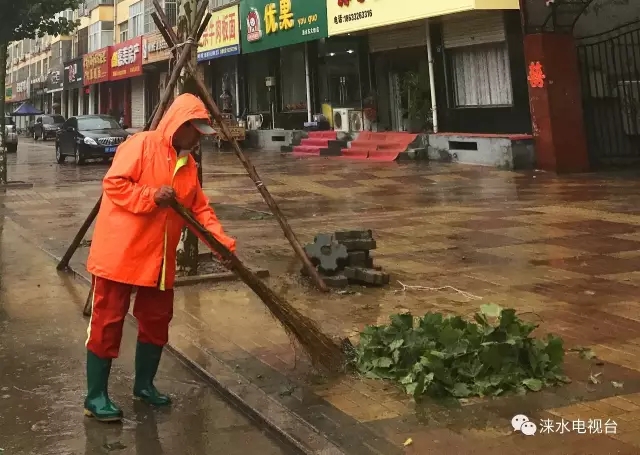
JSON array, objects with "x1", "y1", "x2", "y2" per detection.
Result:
[
  {"x1": 198, "y1": 4, "x2": 241, "y2": 117},
  {"x1": 83, "y1": 48, "x2": 110, "y2": 116},
  {"x1": 326, "y1": 0, "x2": 529, "y2": 134},
  {"x1": 109, "y1": 37, "x2": 143, "y2": 128},
  {"x1": 31, "y1": 79, "x2": 47, "y2": 114},
  {"x1": 142, "y1": 31, "x2": 172, "y2": 125},
  {"x1": 240, "y1": 0, "x2": 328, "y2": 129},
  {"x1": 46, "y1": 64, "x2": 64, "y2": 116},
  {"x1": 63, "y1": 57, "x2": 84, "y2": 117},
  {"x1": 12, "y1": 79, "x2": 31, "y2": 130}
]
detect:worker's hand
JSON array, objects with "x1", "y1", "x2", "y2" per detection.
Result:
[{"x1": 153, "y1": 185, "x2": 176, "y2": 207}]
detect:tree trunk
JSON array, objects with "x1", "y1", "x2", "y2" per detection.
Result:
[
  {"x1": 0, "y1": 42, "x2": 8, "y2": 186},
  {"x1": 174, "y1": 0, "x2": 202, "y2": 275}
]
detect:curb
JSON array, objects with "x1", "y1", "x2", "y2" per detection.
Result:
[{"x1": 4, "y1": 217, "x2": 346, "y2": 455}]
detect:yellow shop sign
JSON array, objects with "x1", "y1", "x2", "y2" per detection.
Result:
[{"x1": 327, "y1": 0, "x2": 519, "y2": 36}]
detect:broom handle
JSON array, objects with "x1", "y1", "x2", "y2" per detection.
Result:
[{"x1": 168, "y1": 199, "x2": 280, "y2": 303}]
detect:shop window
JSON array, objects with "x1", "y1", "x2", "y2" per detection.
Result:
[
  {"x1": 280, "y1": 44, "x2": 307, "y2": 112},
  {"x1": 450, "y1": 42, "x2": 513, "y2": 107},
  {"x1": 247, "y1": 52, "x2": 270, "y2": 113}
]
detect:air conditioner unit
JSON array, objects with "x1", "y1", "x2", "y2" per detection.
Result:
[
  {"x1": 349, "y1": 110, "x2": 371, "y2": 132},
  {"x1": 333, "y1": 108, "x2": 352, "y2": 133},
  {"x1": 247, "y1": 114, "x2": 263, "y2": 131},
  {"x1": 619, "y1": 80, "x2": 640, "y2": 136}
]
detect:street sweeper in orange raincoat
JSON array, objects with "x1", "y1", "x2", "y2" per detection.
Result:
[{"x1": 83, "y1": 93, "x2": 236, "y2": 422}]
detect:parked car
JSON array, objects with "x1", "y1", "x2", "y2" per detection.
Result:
[
  {"x1": 4, "y1": 117, "x2": 18, "y2": 153},
  {"x1": 55, "y1": 115, "x2": 130, "y2": 165},
  {"x1": 33, "y1": 114, "x2": 65, "y2": 141}
]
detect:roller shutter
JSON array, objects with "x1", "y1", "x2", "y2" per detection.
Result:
[
  {"x1": 369, "y1": 21, "x2": 427, "y2": 53},
  {"x1": 443, "y1": 11, "x2": 506, "y2": 49}
]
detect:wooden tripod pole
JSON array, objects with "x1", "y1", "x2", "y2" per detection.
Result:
[
  {"x1": 152, "y1": 1, "x2": 328, "y2": 292},
  {"x1": 59, "y1": 3, "x2": 210, "y2": 274}
]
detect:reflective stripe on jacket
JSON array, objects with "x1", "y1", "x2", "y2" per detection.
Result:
[{"x1": 87, "y1": 93, "x2": 236, "y2": 289}]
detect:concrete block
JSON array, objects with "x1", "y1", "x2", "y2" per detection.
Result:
[
  {"x1": 343, "y1": 267, "x2": 389, "y2": 286},
  {"x1": 334, "y1": 230, "x2": 373, "y2": 241},
  {"x1": 339, "y1": 239, "x2": 376, "y2": 252},
  {"x1": 323, "y1": 275, "x2": 349, "y2": 288},
  {"x1": 347, "y1": 251, "x2": 374, "y2": 268}
]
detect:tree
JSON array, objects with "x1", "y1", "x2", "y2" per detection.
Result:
[
  {"x1": 174, "y1": 0, "x2": 203, "y2": 275},
  {"x1": 0, "y1": 0, "x2": 80, "y2": 185}
]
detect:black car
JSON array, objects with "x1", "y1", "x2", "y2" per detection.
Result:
[
  {"x1": 33, "y1": 114, "x2": 66, "y2": 141},
  {"x1": 55, "y1": 115, "x2": 130, "y2": 165}
]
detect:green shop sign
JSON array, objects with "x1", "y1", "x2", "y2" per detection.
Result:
[{"x1": 240, "y1": 0, "x2": 328, "y2": 53}]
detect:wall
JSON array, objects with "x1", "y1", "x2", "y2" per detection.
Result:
[{"x1": 90, "y1": 5, "x2": 115, "y2": 23}]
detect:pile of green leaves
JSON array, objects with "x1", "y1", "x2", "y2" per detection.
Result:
[{"x1": 354, "y1": 304, "x2": 568, "y2": 399}]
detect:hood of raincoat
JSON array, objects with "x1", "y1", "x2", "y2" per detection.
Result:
[{"x1": 156, "y1": 93, "x2": 212, "y2": 146}]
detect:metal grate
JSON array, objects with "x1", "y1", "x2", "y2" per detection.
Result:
[
  {"x1": 577, "y1": 20, "x2": 640, "y2": 167},
  {"x1": 97, "y1": 137, "x2": 125, "y2": 146}
]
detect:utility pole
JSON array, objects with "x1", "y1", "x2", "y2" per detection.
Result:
[{"x1": 175, "y1": 0, "x2": 204, "y2": 275}]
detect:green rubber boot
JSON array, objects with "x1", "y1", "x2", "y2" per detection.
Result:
[
  {"x1": 133, "y1": 341, "x2": 171, "y2": 406},
  {"x1": 83, "y1": 350, "x2": 123, "y2": 422}
]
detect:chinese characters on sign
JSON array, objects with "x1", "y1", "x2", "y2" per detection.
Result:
[
  {"x1": 528, "y1": 61, "x2": 546, "y2": 88},
  {"x1": 241, "y1": 0, "x2": 327, "y2": 53},
  {"x1": 83, "y1": 49, "x2": 109, "y2": 86},
  {"x1": 110, "y1": 37, "x2": 143, "y2": 81},
  {"x1": 198, "y1": 5, "x2": 240, "y2": 62},
  {"x1": 512, "y1": 414, "x2": 617, "y2": 437}
]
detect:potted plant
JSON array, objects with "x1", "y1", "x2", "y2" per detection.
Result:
[{"x1": 401, "y1": 69, "x2": 433, "y2": 133}]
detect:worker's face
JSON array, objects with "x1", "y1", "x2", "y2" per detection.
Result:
[{"x1": 173, "y1": 122, "x2": 201, "y2": 151}]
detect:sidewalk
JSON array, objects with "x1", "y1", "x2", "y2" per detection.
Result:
[
  {"x1": 0, "y1": 216, "x2": 289, "y2": 455},
  {"x1": 5, "y1": 149, "x2": 640, "y2": 453}
]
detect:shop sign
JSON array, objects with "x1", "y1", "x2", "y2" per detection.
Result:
[
  {"x1": 14, "y1": 80, "x2": 30, "y2": 101},
  {"x1": 4, "y1": 85, "x2": 13, "y2": 102},
  {"x1": 240, "y1": 0, "x2": 328, "y2": 54},
  {"x1": 142, "y1": 30, "x2": 173, "y2": 64},
  {"x1": 83, "y1": 48, "x2": 109, "y2": 86},
  {"x1": 64, "y1": 58, "x2": 84, "y2": 89},
  {"x1": 45, "y1": 64, "x2": 64, "y2": 93},
  {"x1": 326, "y1": 0, "x2": 518, "y2": 35},
  {"x1": 198, "y1": 4, "x2": 240, "y2": 62},
  {"x1": 110, "y1": 37, "x2": 143, "y2": 81}
]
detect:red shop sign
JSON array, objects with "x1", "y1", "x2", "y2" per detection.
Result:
[
  {"x1": 109, "y1": 37, "x2": 143, "y2": 81},
  {"x1": 83, "y1": 48, "x2": 110, "y2": 86}
]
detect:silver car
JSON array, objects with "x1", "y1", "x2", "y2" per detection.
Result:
[{"x1": 4, "y1": 117, "x2": 18, "y2": 153}]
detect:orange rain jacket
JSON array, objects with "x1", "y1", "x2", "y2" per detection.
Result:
[{"x1": 87, "y1": 93, "x2": 236, "y2": 290}]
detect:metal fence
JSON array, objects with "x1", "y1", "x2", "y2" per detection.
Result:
[{"x1": 576, "y1": 21, "x2": 640, "y2": 167}]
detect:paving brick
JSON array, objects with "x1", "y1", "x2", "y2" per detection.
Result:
[
  {"x1": 347, "y1": 250, "x2": 370, "y2": 267},
  {"x1": 334, "y1": 230, "x2": 373, "y2": 241},
  {"x1": 339, "y1": 238, "x2": 377, "y2": 252},
  {"x1": 344, "y1": 267, "x2": 390, "y2": 286}
]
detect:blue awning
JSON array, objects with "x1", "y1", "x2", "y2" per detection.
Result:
[{"x1": 11, "y1": 102, "x2": 44, "y2": 116}]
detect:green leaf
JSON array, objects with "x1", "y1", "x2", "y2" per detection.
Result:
[
  {"x1": 480, "y1": 303, "x2": 503, "y2": 318},
  {"x1": 372, "y1": 358, "x2": 393, "y2": 368},
  {"x1": 450, "y1": 383, "x2": 473, "y2": 398},
  {"x1": 389, "y1": 339, "x2": 404, "y2": 351},
  {"x1": 522, "y1": 378, "x2": 543, "y2": 391}
]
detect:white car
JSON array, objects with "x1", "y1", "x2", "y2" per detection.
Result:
[{"x1": 4, "y1": 117, "x2": 18, "y2": 153}]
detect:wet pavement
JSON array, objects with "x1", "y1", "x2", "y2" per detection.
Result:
[
  {"x1": 0, "y1": 206, "x2": 290, "y2": 454},
  {"x1": 5, "y1": 138, "x2": 640, "y2": 453}
]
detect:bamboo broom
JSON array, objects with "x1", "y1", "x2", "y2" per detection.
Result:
[{"x1": 168, "y1": 199, "x2": 346, "y2": 372}]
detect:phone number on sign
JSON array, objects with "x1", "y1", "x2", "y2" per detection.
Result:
[{"x1": 333, "y1": 10, "x2": 373, "y2": 24}]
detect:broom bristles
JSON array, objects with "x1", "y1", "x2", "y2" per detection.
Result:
[{"x1": 261, "y1": 288, "x2": 346, "y2": 372}]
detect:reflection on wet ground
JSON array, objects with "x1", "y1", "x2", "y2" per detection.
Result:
[
  {"x1": 6, "y1": 139, "x2": 640, "y2": 453},
  {"x1": 0, "y1": 216, "x2": 289, "y2": 455}
]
